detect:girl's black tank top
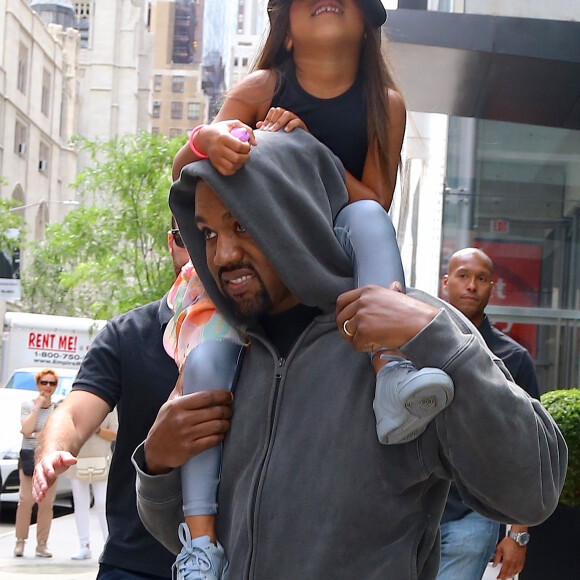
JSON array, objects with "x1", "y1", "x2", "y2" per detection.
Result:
[{"x1": 270, "y1": 64, "x2": 368, "y2": 180}]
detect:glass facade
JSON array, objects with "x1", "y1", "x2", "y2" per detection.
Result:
[
  {"x1": 172, "y1": 0, "x2": 198, "y2": 64},
  {"x1": 441, "y1": 117, "x2": 580, "y2": 392}
]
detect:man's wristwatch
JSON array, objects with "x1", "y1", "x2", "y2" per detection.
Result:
[{"x1": 508, "y1": 530, "x2": 530, "y2": 546}]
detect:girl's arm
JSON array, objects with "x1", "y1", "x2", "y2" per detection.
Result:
[
  {"x1": 348, "y1": 89, "x2": 406, "y2": 211},
  {"x1": 172, "y1": 70, "x2": 276, "y2": 181}
]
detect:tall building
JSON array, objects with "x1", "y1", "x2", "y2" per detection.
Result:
[
  {"x1": 385, "y1": 0, "x2": 580, "y2": 391},
  {"x1": 0, "y1": 0, "x2": 80, "y2": 236},
  {"x1": 149, "y1": 0, "x2": 207, "y2": 137},
  {"x1": 230, "y1": 0, "x2": 268, "y2": 88},
  {"x1": 149, "y1": 0, "x2": 241, "y2": 136},
  {"x1": 72, "y1": 0, "x2": 153, "y2": 144},
  {"x1": 236, "y1": 0, "x2": 267, "y2": 36},
  {"x1": 0, "y1": 0, "x2": 80, "y2": 306},
  {"x1": 201, "y1": 0, "x2": 238, "y2": 81},
  {"x1": 200, "y1": 0, "x2": 238, "y2": 120}
]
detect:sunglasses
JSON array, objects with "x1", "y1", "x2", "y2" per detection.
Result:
[
  {"x1": 170, "y1": 228, "x2": 185, "y2": 248},
  {"x1": 39, "y1": 380, "x2": 57, "y2": 386}
]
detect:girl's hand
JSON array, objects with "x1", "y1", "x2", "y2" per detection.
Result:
[
  {"x1": 195, "y1": 121, "x2": 256, "y2": 176},
  {"x1": 257, "y1": 107, "x2": 309, "y2": 133}
]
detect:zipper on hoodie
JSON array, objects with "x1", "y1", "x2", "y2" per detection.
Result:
[
  {"x1": 244, "y1": 351, "x2": 287, "y2": 579},
  {"x1": 243, "y1": 316, "x2": 330, "y2": 578},
  {"x1": 270, "y1": 357, "x2": 285, "y2": 429}
]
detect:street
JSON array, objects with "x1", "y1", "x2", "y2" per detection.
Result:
[{"x1": 0, "y1": 498, "x2": 102, "y2": 579}]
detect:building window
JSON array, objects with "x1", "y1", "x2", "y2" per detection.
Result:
[
  {"x1": 74, "y1": 2, "x2": 91, "y2": 47},
  {"x1": 41, "y1": 69, "x2": 51, "y2": 117},
  {"x1": 154, "y1": 74, "x2": 162, "y2": 91},
  {"x1": 14, "y1": 121, "x2": 28, "y2": 156},
  {"x1": 74, "y1": 1, "x2": 90, "y2": 19},
  {"x1": 172, "y1": 76, "x2": 185, "y2": 93},
  {"x1": 171, "y1": 101, "x2": 183, "y2": 119},
  {"x1": 17, "y1": 44, "x2": 28, "y2": 94},
  {"x1": 15, "y1": 121, "x2": 27, "y2": 155},
  {"x1": 187, "y1": 102, "x2": 201, "y2": 120},
  {"x1": 169, "y1": 128, "x2": 182, "y2": 138},
  {"x1": 242, "y1": 57, "x2": 248, "y2": 67},
  {"x1": 39, "y1": 142, "x2": 50, "y2": 174},
  {"x1": 152, "y1": 101, "x2": 161, "y2": 119},
  {"x1": 152, "y1": 127, "x2": 160, "y2": 134}
]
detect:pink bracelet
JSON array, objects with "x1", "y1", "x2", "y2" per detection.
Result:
[{"x1": 188, "y1": 124, "x2": 209, "y2": 159}]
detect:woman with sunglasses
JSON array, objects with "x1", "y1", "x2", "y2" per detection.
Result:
[{"x1": 14, "y1": 368, "x2": 60, "y2": 558}]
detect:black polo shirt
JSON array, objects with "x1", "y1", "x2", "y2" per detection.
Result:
[{"x1": 73, "y1": 298, "x2": 177, "y2": 578}]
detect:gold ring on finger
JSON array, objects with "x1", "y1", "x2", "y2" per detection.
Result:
[{"x1": 343, "y1": 319, "x2": 354, "y2": 338}]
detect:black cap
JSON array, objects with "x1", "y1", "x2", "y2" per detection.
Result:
[
  {"x1": 268, "y1": 1, "x2": 387, "y2": 28},
  {"x1": 361, "y1": 0, "x2": 387, "y2": 27}
]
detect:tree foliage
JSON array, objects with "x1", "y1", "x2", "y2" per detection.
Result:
[
  {"x1": 21, "y1": 132, "x2": 184, "y2": 319},
  {"x1": 0, "y1": 197, "x2": 25, "y2": 254},
  {"x1": 541, "y1": 388, "x2": 580, "y2": 507}
]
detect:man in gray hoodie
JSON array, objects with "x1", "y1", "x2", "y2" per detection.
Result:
[{"x1": 133, "y1": 129, "x2": 566, "y2": 580}]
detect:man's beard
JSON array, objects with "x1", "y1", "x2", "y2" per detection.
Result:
[
  {"x1": 172, "y1": 256, "x2": 184, "y2": 277},
  {"x1": 219, "y1": 265, "x2": 272, "y2": 325}
]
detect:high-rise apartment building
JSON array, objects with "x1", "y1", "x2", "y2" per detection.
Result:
[
  {"x1": 149, "y1": 0, "x2": 206, "y2": 137},
  {"x1": 149, "y1": 0, "x2": 240, "y2": 135}
]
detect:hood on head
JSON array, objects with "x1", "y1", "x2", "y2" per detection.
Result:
[{"x1": 170, "y1": 129, "x2": 354, "y2": 325}]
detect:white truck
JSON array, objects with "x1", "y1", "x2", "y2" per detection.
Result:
[{"x1": 0, "y1": 312, "x2": 106, "y2": 386}]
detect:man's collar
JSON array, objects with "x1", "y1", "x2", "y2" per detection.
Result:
[
  {"x1": 158, "y1": 292, "x2": 173, "y2": 327},
  {"x1": 477, "y1": 313, "x2": 492, "y2": 336}
]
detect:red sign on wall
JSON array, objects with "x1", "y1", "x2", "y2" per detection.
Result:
[
  {"x1": 491, "y1": 219, "x2": 510, "y2": 233},
  {"x1": 477, "y1": 241, "x2": 541, "y2": 357}
]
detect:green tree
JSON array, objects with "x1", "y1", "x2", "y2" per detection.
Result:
[{"x1": 21, "y1": 132, "x2": 184, "y2": 319}]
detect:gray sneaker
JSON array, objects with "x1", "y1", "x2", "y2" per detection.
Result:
[
  {"x1": 173, "y1": 524, "x2": 227, "y2": 580},
  {"x1": 374, "y1": 357, "x2": 454, "y2": 445}
]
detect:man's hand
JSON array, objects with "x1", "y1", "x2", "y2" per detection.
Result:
[
  {"x1": 491, "y1": 534, "x2": 527, "y2": 579},
  {"x1": 336, "y1": 285, "x2": 439, "y2": 352},
  {"x1": 32, "y1": 451, "x2": 77, "y2": 503},
  {"x1": 144, "y1": 389, "x2": 233, "y2": 475}
]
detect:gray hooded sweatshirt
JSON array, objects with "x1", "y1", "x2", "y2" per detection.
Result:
[{"x1": 134, "y1": 129, "x2": 566, "y2": 579}]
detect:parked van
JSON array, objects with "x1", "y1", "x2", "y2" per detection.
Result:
[
  {"x1": 0, "y1": 312, "x2": 106, "y2": 385},
  {"x1": 0, "y1": 311, "x2": 106, "y2": 504}
]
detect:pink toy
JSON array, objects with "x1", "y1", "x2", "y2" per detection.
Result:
[{"x1": 230, "y1": 127, "x2": 250, "y2": 142}]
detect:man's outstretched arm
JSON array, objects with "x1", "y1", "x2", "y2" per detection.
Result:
[{"x1": 33, "y1": 390, "x2": 110, "y2": 502}]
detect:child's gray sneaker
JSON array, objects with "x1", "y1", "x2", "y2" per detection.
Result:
[
  {"x1": 173, "y1": 524, "x2": 227, "y2": 580},
  {"x1": 374, "y1": 357, "x2": 454, "y2": 445}
]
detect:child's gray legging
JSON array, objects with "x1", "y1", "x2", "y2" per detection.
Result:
[{"x1": 180, "y1": 199, "x2": 405, "y2": 517}]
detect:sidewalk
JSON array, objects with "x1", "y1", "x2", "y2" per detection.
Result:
[{"x1": 0, "y1": 508, "x2": 103, "y2": 579}]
